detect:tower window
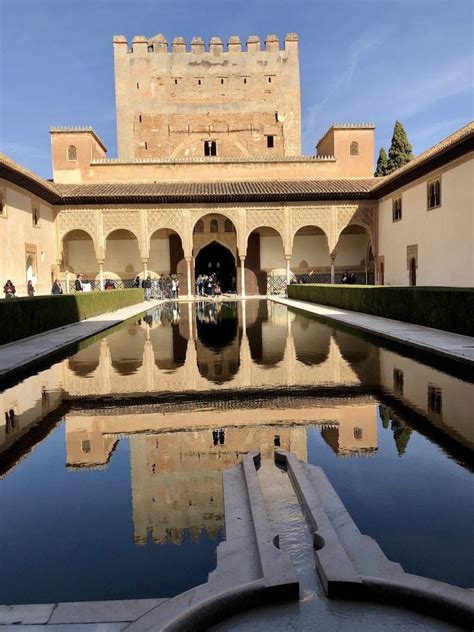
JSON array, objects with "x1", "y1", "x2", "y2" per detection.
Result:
[
  {"x1": 67, "y1": 145, "x2": 77, "y2": 161},
  {"x1": 144, "y1": 141, "x2": 148, "y2": 150},
  {"x1": 267, "y1": 135, "x2": 275, "y2": 149},
  {"x1": 136, "y1": 82, "x2": 140, "y2": 89},
  {"x1": 32, "y1": 206, "x2": 39, "y2": 227},
  {"x1": 428, "y1": 385, "x2": 442, "y2": 415},
  {"x1": 204, "y1": 140, "x2": 217, "y2": 156},
  {"x1": 243, "y1": 77, "x2": 247, "y2": 84},
  {"x1": 350, "y1": 141, "x2": 359, "y2": 156},
  {"x1": 174, "y1": 78, "x2": 178, "y2": 85},
  {"x1": 198, "y1": 79, "x2": 201, "y2": 85},
  {"x1": 139, "y1": 115, "x2": 142, "y2": 123},
  {"x1": 268, "y1": 76, "x2": 272, "y2": 83},
  {"x1": 210, "y1": 219, "x2": 219, "y2": 233},
  {"x1": 220, "y1": 78, "x2": 224, "y2": 85}
]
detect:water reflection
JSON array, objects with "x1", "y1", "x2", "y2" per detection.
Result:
[{"x1": 0, "y1": 299, "x2": 473, "y2": 600}]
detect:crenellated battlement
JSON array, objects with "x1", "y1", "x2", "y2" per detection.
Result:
[{"x1": 113, "y1": 32, "x2": 298, "y2": 55}]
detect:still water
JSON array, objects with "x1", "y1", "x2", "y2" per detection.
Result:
[{"x1": 0, "y1": 300, "x2": 473, "y2": 604}]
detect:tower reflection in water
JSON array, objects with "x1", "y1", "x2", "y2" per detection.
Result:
[{"x1": 1, "y1": 299, "x2": 473, "y2": 555}]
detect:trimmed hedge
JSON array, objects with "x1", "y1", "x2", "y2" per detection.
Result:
[
  {"x1": 0, "y1": 289, "x2": 144, "y2": 345},
  {"x1": 287, "y1": 285, "x2": 474, "y2": 337}
]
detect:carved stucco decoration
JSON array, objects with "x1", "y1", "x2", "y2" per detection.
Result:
[
  {"x1": 245, "y1": 208, "x2": 286, "y2": 240},
  {"x1": 56, "y1": 208, "x2": 100, "y2": 255},
  {"x1": 147, "y1": 209, "x2": 184, "y2": 237},
  {"x1": 290, "y1": 206, "x2": 333, "y2": 246},
  {"x1": 335, "y1": 204, "x2": 376, "y2": 248}
]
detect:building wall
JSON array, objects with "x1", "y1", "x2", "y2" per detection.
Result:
[
  {"x1": 0, "y1": 180, "x2": 57, "y2": 296},
  {"x1": 113, "y1": 34, "x2": 301, "y2": 160},
  {"x1": 378, "y1": 155, "x2": 473, "y2": 287}
]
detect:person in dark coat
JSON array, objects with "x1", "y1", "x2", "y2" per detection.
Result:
[
  {"x1": 51, "y1": 279, "x2": 63, "y2": 295},
  {"x1": 74, "y1": 274, "x2": 83, "y2": 292}
]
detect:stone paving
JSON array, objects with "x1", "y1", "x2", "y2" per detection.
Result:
[{"x1": 270, "y1": 296, "x2": 474, "y2": 364}]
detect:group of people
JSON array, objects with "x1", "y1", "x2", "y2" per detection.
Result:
[
  {"x1": 341, "y1": 270, "x2": 357, "y2": 284},
  {"x1": 195, "y1": 273, "x2": 223, "y2": 297},
  {"x1": 3, "y1": 279, "x2": 37, "y2": 298},
  {"x1": 134, "y1": 274, "x2": 180, "y2": 301}
]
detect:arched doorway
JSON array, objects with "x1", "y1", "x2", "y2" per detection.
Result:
[
  {"x1": 195, "y1": 242, "x2": 236, "y2": 293},
  {"x1": 409, "y1": 258, "x2": 417, "y2": 286},
  {"x1": 334, "y1": 224, "x2": 372, "y2": 284},
  {"x1": 291, "y1": 225, "x2": 330, "y2": 282},
  {"x1": 62, "y1": 229, "x2": 97, "y2": 286},
  {"x1": 104, "y1": 229, "x2": 141, "y2": 286}
]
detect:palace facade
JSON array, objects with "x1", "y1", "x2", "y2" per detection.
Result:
[{"x1": 0, "y1": 33, "x2": 472, "y2": 296}]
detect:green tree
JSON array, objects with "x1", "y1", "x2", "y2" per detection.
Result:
[
  {"x1": 379, "y1": 405, "x2": 391, "y2": 429},
  {"x1": 374, "y1": 147, "x2": 389, "y2": 177},
  {"x1": 387, "y1": 121, "x2": 414, "y2": 173},
  {"x1": 391, "y1": 417, "x2": 412, "y2": 456}
]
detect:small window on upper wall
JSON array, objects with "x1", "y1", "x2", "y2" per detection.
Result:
[
  {"x1": 428, "y1": 385, "x2": 442, "y2": 415},
  {"x1": 350, "y1": 141, "x2": 359, "y2": 156},
  {"x1": 138, "y1": 115, "x2": 142, "y2": 123},
  {"x1": 392, "y1": 197, "x2": 402, "y2": 222},
  {"x1": 67, "y1": 145, "x2": 77, "y2": 161},
  {"x1": 195, "y1": 220, "x2": 204, "y2": 233},
  {"x1": 393, "y1": 368, "x2": 404, "y2": 395},
  {"x1": 210, "y1": 219, "x2": 219, "y2": 233},
  {"x1": 204, "y1": 140, "x2": 217, "y2": 156},
  {"x1": 32, "y1": 205, "x2": 40, "y2": 227},
  {"x1": 267, "y1": 135, "x2": 275, "y2": 149},
  {"x1": 427, "y1": 178, "x2": 441, "y2": 209},
  {"x1": 82, "y1": 440, "x2": 91, "y2": 453},
  {"x1": 224, "y1": 219, "x2": 234, "y2": 233},
  {"x1": 0, "y1": 189, "x2": 6, "y2": 218},
  {"x1": 243, "y1": 77, "x2": 247, "y2": 84}
]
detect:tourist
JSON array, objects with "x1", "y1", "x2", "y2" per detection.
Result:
[
  {"x1": 175, "y1": 277, "x2": 180, "y2": 299},
  {"x1": 159, "y1": 274, "x2": 167, "y2": 300},
  {"x1": 153, "y1": 277, "x2": 160, "y2": 299},
  {"x1": 134, "y1": 275, "x2": 141, "y2": 288},
  {"x1": 83, "y1": 279, "x2": 92, "y2": 292},
  {"x1": 206, "y1": 275, "x2": 214, "y2": 297},
  {"x1": 144, "y1": 275, "x2": 152, "y2": 301},
  {"x1": 27, "y1": 280, "x2": 35, "y2": 297},
  {"x1": 3, "y1": 280, "x2": 16, "y2": 298},
  {"x1": 104, "y1": 278, "x2": 115, "y2": 290},
  {"x1": 51, "y1": 279, "x2": 63, "y2": 295},
  {"x1": 166, "y1": 275, "x2": 173, "y2": 299},
  {"x1": 342, "y1": 270, "x2": 349, "y2": 284},
  {"x1": 349, "y1": 272, "x2": 356, "y2": 284},
  {"x1": 74, "y1": 274, "x2": 83, "y2": 292}
]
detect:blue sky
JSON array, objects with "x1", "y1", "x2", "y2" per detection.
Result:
[{"x1": 0, "y1": 0, "x2": 472, "y2": 178}]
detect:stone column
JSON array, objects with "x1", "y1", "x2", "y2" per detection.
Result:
[
  {"x1": 142, "y1": 260, "x2": 148, "y2": 276},
  {"x1": 98, "y1": 261, "x2": 104, "y2": 291},
  {"x1": 185, "y1": 257, "x2": 193, "y2": 300},
  {"x1": 240, "y1": 256, "x2": 246, "y2": 298},
  {"x1": 330, "y1": 253, "x2": 337, "y2": 284},
  {"x1": 285, "y1": 256, "x2": 291, "y2": 287},
  {"x1": 65, "y1": 271, "x2": 70, "y2": 294}
]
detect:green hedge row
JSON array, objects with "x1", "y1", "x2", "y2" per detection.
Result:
[
  {"x1": 287, "y1": 285, "x2": 474, "y2": 336},
  {"x1": 0, "y1": 289, "x2": 144, "y2": 345}
]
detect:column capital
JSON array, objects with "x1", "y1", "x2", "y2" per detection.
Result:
[
  {"x1": 285, "y1": 254, "x2": 292, "y2": 261},
  {"x1": 330, "y1": 251, "x2": 337, "y2": 263},
  {"x1": 239, "y1": 255, "x2": 246, "y2": 262}
]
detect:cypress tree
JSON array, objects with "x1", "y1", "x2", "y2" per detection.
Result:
[
  {"x1": 387, "y1": 121, "x2": 414, "y2": 173},
  {"x1": 374, "y1": 147, "x2": 389, "y2": 177}
]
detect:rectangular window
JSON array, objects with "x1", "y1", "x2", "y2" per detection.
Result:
[
  {"x1": 138, "y1": 115, "x2": 142, "y2": 123},
  {"x1": 204, "y1": 140, "x2": 217, "y2": 156},
  {"x1": 0, "y1": 189, "x2": 6, "y2": 218},
  {"x1": 144, "y1": 141, "x2": 148, "y2": 150},
  {"x1": 428, "y1": 385, "x2": 442, "y2": 415},
  {"x1": 32, "y1": 204, "x2": 40, "y2": 227},
  {"x1": 392, "y1": 197, "x2": 402, "y2": 221},
  {"x1": 393, "y1": 368, "x2": 404, "y2": 395},
  {"x1": 243, "y1": 77, "x2": 247, "y2": 84},
  {"x1": 267, "y1": 135, "x2": 275, "y2": 149},
  {"x1": 427, "y1": 178, "x2": 441, "y2": 210},
  {"x1": 136, "y1": 82, "x2": 139, "y2": 89}
]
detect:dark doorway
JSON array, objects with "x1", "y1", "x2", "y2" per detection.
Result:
[
  {"x1": 409, "y1": 258, "x2": 417, "y2": 286},
  {"x1": 195, "y1": 242, "x2": 236, "y2": 292}
]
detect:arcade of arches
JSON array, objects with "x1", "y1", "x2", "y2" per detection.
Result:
[{"x1": 56, "y1": 204, "x2": 377, "y2": 295}]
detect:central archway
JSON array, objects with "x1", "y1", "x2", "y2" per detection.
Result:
[{"x1": 195, "y1": 242, "x2": 237, "y2": 293}]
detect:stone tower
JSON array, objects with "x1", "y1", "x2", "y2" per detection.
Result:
[{"x1": 113, "y1": 33, "x2": 301, "y2": 160}]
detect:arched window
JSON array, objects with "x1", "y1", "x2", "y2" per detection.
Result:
[
  {"x1": 67, "y1": 145, "x2": 77, "y2": 161},
  {"x1": 210, "y1": 219, "x2": 219, "y2": 233},
  {"x1": 195, "y1": 219, "x2": 204, "y2": 233},
  {"x1": 224, "y1": 219, "x2": 234, "y2": 233},
  {"x1": 349, "y1": 141, "x2": 359, "y2": 156}
]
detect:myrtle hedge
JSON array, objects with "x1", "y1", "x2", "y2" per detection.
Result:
[
  {"x1": 0, "y1": 289, "x2": 144, "y2": 345},
  {"x1": 287, "y1": 285, "x2": 474, "y2": 336}
]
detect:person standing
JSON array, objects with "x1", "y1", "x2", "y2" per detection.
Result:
[
  {"x1": 3, "y1": 280, "x2": 16, "y2": 298},
  {"x1": 51, "y1": 279, "x2": 63, "y2": 295},
  {"x1": 74, "y1": 274, "x2": 83, "y2": 292},
  {"x1": 144, "y1": 275, "x2": 152, "y2": 301},
  {"x1": 27, "y1": 280, "x2": 35, "y2": 297},
  {"x1": 159, "y1": 274, "x2": 166, "y2": 300},
  {"x1": 134, "y1": 275, "x2": 141, "y2": 288}
]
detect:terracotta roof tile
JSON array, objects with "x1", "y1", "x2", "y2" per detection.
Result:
[{"x1": 55, "y1": 178, "x2": 377, "y2": 203}]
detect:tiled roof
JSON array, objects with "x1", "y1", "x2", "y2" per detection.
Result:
[
  {"x1": 372, "y1": 121, "x2": 474, "y2": 195},
  {"x1": 55, "y1": 179, "x2": 377, "y2": 203},
  {"x1": 0, "y1": 152, "x2": 61, "y2": 203}
]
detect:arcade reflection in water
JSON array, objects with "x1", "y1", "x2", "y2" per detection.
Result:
[{"x1": 1, "y1": 299, "x2": 473, "y2": 552}]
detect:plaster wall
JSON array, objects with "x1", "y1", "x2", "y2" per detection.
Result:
[
  {"x1": 104, "y1": 237, "x2": 143, "y2": 280},
  {"x1": 65, "y1": 239, "x2": 98, "y2": 278},
  {"x1": 378, "y1": 348, "x2": 474, "y2": 449},
  {"x1": 0, "y1": 181, "x2": 56, "y2": 296},
  {"x1": 378, "y1": 156, "x2": 473, "y2": 286},
  {"x1": 260, "y1": 234, "x2": 285, "y2": 271},
  {"x1": 291, "y1": 234, "x2": 330, "y2": 270},
  {"x1": 148, "y1": 236, "x2": 171, "y2": 275},
  {"x1": 335, "y1": 233, "x2": 369, "y2": 267}
]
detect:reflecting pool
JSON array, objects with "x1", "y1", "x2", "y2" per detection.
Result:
[{"x1": 0, "y1": 299, "x2": 473, "y2": 603}]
